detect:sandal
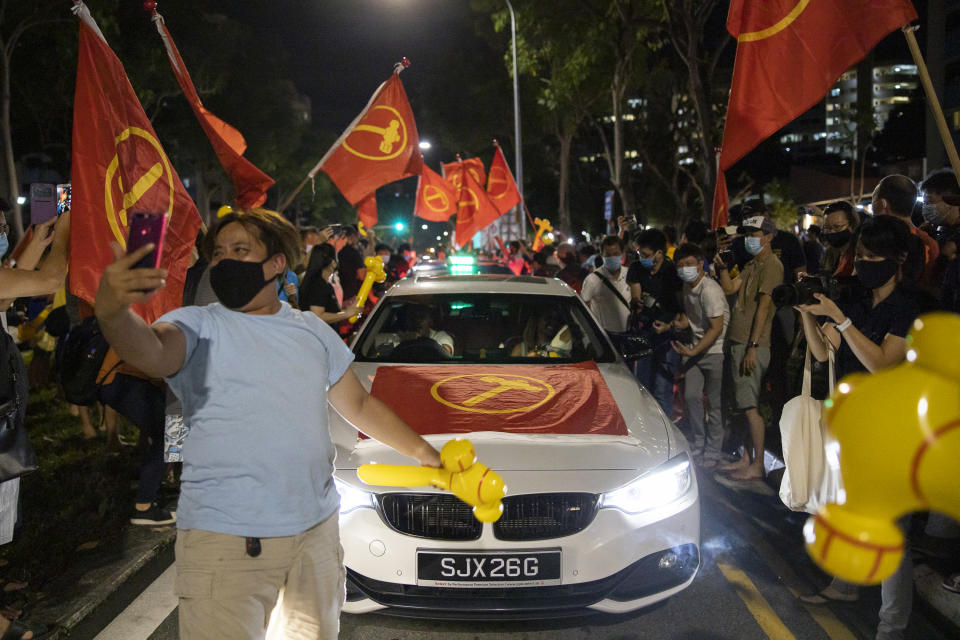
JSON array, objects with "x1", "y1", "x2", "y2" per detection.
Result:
[
  {"x1": 942, "y1": 572, "x2": 960, "y2": 594},
  {"x1": 798, "y1": 585, "x2": 859, "y2": 604}
]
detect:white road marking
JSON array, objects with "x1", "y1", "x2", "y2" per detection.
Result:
[{"x1": 93, "y1": 564, "x2": 177, "y2": 640}]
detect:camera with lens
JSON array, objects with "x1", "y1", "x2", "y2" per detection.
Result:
[
  {"x1": 772, "y1": 274, "x2": 862, "y2": 307},
  {"x1": 718, "y1": 250, "x2": 737, "y2": 268}
]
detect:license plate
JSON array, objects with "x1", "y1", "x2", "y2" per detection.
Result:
[{"x1": 416, "y1": 549, "x2": 561, "y2": 587}]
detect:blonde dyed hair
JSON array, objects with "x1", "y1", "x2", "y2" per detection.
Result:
[{"x1": 206, "y1": 207, "x2": 303, "y2": 272}]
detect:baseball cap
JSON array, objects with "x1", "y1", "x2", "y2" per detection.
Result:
[{"x1": 738, "y1": 215, "x2": 777, "y2": 235}]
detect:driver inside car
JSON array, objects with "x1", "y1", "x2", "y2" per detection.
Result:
[
  {"x1": 511, "y1": 309, "x2": 573, "y2": 358},
  {"x1": 375, "y1": 304, "x2": 454, "y2": 356}
]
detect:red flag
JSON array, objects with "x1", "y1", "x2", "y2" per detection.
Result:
[
  {"x1": 368, "y1": 363, "x2": 628, "y2": 437},
  {"x1": 154, "y1": 15, "x2": 274, "y2": 209},
  {"x1": 414, "y1": 165, "x2": 458, "y2": 222},
  {"x1": 719, "y1": 0, "x2": 917, "y2": 170},
  {"x1": 314, "y1": 73, "x2": 423, "y2": 205},
  {"x1": 455, "y1": 167, "x2": 501, "y2": 248},
  {"x1": 357, "y1": 194, "x2": 378, "y2": 229},
  {"x1": 712, "y1": 170, "x2": 730, "y2": 229},
  {"x1": 443, "y1": 157, "x2": 486, "y2": 192},
  {"x1": 70, "y1": 6, "x2": 201, "y2": 324},
  {"x1": 485, "y1": 145, "x2": 522, "y2": 215}
]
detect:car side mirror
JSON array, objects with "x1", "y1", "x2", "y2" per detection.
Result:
[{"x1": 608, "y1": 332, "x2": 652, "y2": 361}]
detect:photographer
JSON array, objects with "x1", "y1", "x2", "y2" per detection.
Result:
[
  {"x1": 795, "y1": 214, "x2": 918, "y2": 640},
  {"x1": 797, "y1": 216, "x2": 917, "y2": 378},
  {"x1": 820, "y1": 201, "x2": 860, "y2": 278}
]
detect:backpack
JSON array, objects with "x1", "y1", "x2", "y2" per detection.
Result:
[{"x1": 55, "y1": 316, "x2": 114, "y2": 406}]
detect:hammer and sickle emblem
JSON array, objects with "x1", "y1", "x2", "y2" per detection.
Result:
[
  {"x1": 103, "y1": 127, "x2": 175, "y2": 247},
  {"x1": 430, "y1": 373, "x2": 556, "y2": 415},
  {"x1": 343, "y1": 105, "x2": 408, "y2": 161},
  {"x1": 423, "y1": 185, "x2": 450, "y2": 212},
  {"x1": 737, "y1": 0, "x2": 810, "y2": 42},
  {"x1": 487, "y1": 167, "x2": 510, "y2": 199}
]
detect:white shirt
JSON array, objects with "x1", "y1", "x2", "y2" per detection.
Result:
[
  {"x1": 682, "y1": 275, "x2": 729, "y2": 356},
  {"x1": 581, "y1": 267, "x2": 631, "y2": 332}
]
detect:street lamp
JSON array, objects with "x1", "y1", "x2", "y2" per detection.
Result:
[
  {"x1": 419, "y1": 140, "x2": 432, "y2": 151},
  {"x1": 505, "y1": 0, "x2": 524, "y2": 239}
]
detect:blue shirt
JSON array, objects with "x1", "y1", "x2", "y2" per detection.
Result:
[
  {"x1": 277, "y1": 270, "x2": 299, "y2": 303},
  {"x1": 157, "y1": 302, "x2": 354, "y2": 537}
]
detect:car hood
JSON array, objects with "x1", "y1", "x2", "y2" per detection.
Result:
[{"x1": 330, "y1": 361, "x2": 672, "y2": 473}]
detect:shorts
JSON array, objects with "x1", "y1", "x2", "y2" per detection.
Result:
[{"x1": 725, "y1": 341, "x2": 771, "y2": 411}]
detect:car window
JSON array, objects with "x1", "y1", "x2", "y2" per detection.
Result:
[{"x1": 354, "y1": 293, "x2": 616, "y2": 364}]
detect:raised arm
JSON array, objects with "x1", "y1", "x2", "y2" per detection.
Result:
[
  {"x1": 94, "y1": 242, "x2": 186, "y2": 379},
  {"x1": 0, "y1": 212, "x2": 70, "y2": 300}
]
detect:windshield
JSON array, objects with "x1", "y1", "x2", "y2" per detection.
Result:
[{"x1": 354, "y1": 293, "x2": 616, "y2": 364}]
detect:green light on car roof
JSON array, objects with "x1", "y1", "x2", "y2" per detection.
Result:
[
  {"x1": 449, "y1": 255, "x2": 476, "y2": 266},
  {"x1": 450, "y1": 266, "x2": 475, "y2": 276},
  {"x1": 450, "y1": 302, "x2": 473, "y2": 310}
]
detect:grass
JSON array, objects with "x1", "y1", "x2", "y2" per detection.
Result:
[{"x1": 1, "y1": 385, "x2": 144, "y2": 607}]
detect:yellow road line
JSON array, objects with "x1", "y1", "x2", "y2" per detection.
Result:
[
  {"x1": 710, "y1": 489, "x2": 858, "y2": 640},
  {"x1": 717, "y1": 561, "x2": 796, "y2": 640}
]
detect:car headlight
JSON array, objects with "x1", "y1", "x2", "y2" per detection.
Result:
[
  {"x1": 334, "y1": 477, "x2": 374, "y2": 514},
  {"x1": 600, "y1": 453, "x2": 692, "y2": 515}
]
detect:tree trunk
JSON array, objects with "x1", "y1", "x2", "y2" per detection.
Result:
[
  {"x1": 0, "y1": 43, "x2": 23, "y2": 240},
  {"x1": 195, "y1": 162, "x2": 210, "y2": 226},
  {"x1": 611, "y1": 64, "x2": 634, "y2": 219},
  {"x1": 557, "y1": 130, "x2": 572, "y2": 233}
]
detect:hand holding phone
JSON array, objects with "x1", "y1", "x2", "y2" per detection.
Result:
[{"x1": 126, "y1": 211, "x2": 169, "y2": 270}]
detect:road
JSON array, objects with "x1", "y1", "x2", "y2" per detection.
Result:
[{"x1": 74, "y1": 470, "x2": 953, "y2": 640}]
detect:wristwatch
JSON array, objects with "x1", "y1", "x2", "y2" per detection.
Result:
[{"x1": 747, "y1": 341, "x2": 760, "y2": 349}]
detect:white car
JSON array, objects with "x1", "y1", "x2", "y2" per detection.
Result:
[{"x1": 331, "y1": 275, "x2": 700, "y2": 618}]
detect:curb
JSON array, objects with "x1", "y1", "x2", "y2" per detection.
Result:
[
  {"x1": 26, "y1": 525, "x2": 176, "y2": 639},
  {"x1": 915, "y1": 563, "x2": 960, "y2": 634}
]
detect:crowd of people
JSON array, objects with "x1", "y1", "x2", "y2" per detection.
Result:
[{"x1": 0, "y1": 168, "x2": 959, "y2": 639}]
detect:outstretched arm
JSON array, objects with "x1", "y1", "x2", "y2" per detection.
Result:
[{"x1": 328, "y1": 368, "x2": 441, "y2": 467}]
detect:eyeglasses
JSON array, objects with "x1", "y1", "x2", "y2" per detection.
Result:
[{"x1": 0, "y1": 222, "x2": 9, "y2": 234}]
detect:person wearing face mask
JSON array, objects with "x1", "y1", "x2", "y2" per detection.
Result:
[
  {"x1": 795, "y1": 214, "x2": 918, "y2": 640},
  {"x1": 299, "y1": 242, "x2": 362, "y2": 325},
  {"x1": 95, "y1": 208, "x2": 441, "y2": 640},
  {"x1": 714, "y1": 215, "x2": 783, "y2": 482},
  {"x1": 920, "y1": 169, "x2": 960, "y2": 313},
  {"x1": 872, "y1": 174, "x2": 937, "y2": 289},
  {"x1": 671, "y1": 243, "x2": 729, "y2": 466},
  {"x1": 581, "y1": 235, "x2": 631, "y2": 333},
  {"x1": 626, "y1": 228, "x2": 683, "y2": 417},
  {"x1": 820, "y1": 201, "x2": 861, "y2": 278}
]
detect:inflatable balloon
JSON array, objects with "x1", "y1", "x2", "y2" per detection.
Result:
[
  {"x1": 532, "y1": 217, "x2": 553, "y2": 252},
  {"x1": 358, "y1": 439, "x2": 506, "y2": 522},
  {"x1": 805, "y1": 312, "x2": 960, "y2": 584},
  {"x1": 348, "y1": 255, "x2": 386, "y2": 324}
]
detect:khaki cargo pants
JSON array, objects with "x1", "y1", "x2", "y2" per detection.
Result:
[{"x1": 174, "y1": 512, "x2": 344, "y2": 640}]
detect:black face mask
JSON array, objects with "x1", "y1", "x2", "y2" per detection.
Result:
[
  {"x1": 824, "y1": 230, "x2": 852, "y2": 248},
  {"x1": 209, "y1": 257, "x2": 275, "y2": 309},
  {"x1": 855, "y1": 259, "x2": 898, "y2": 290}
]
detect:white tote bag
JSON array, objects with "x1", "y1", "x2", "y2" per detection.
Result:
[{"x1": 779, "y1": 345, "x2": 840, "y2": 514}]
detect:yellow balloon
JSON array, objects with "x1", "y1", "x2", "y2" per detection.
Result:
[
  {"x1": 358, "y1": 439, "x2": 506, "y2": 523},
  {"x1": 348, "y1": 256, "x2": 387, "y2": 324},
  {"x1": 216, "y1": 205, "x2": 233, "y2": 218},
  {"x1": 805, "y1": 313, "x2": 960, "y2": 584}
]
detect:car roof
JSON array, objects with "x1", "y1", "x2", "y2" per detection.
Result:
[{"x1": 386, "y1": 274, "x2": 577, "y2": 297}]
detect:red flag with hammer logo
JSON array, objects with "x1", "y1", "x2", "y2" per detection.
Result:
[
  {"x1": 414, "y1": 164, "x2": 458, "y2": 222},
  {"x1": 154, "y1": 15, "x2": 274, "y2": 209},
  {"x1": 485, "y1": 144, "x2": 521, "y2": 215},
  {"x1": 454, "y1": 166, "x2": 501, "y2": 248},
  {"x1": 357, "y1": 194, "x2": 378, "y2": 229},
  {"x1": 368, "y1": 362, "x2": 628, "y2": 437},
  {"x1": 315, "y1": 73, "x2": 423, "y2": 205},
  {"x1": 442, "y1": 157, "x2": 486, "y2": 192},
  {"x1": 718, "y1": 0, "x2": 917, "y2": 171},
  {"x1": 70, "y1": 5, "x2": 201, "y2": 324}
]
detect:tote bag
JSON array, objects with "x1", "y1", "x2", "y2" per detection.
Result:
[{"x1": 779, "y1": 344, "x2": 842, "y2": 514}]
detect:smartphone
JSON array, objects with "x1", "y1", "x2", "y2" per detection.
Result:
[
  {"x1": 29, "y1": 183, "x2": 58, "y2": 225},
  {"x1": 56, "y1": 183, "x2": 71, "y2": 215},
  {"x1": 126, "y1": 211, "x2": 169, "y2": 270}
]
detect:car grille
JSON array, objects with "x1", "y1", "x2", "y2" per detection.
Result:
[
  {"x1": 377, "y1": 493, "x2": 482, "y2": 540},
  {"x1": 375, "y1": 492, "x2": 599, "y2": 541},
  {"x1": 495, "y1": 493, "x2": 599, "y2": 540}
]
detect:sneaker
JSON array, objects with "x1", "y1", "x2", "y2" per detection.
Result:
[{"x1": 130, "y1": 503, "x2": 176, "y2": 526}]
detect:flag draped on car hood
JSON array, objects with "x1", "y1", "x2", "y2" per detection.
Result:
[{"x1": 368, "y1": 362, "x2": 628, "y2": 437}]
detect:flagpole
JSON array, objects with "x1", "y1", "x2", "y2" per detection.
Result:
[{"x1": 902, "y1": 26, "x2": 960, "y2": 179}]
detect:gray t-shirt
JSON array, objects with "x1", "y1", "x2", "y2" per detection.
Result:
[
  {"x1": 682, "y1": 275, "x2": 729, "y2": 356},
  {"x1": 157, "y1": 302, "x2": 355, "y2": 537}
]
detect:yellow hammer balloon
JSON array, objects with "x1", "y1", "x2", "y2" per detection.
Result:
[
  {"x1": 805, "y1": 313, "x2": 960, "y2": 584},
  {"x1": 349, "y1": 255, "x2": 386, "y2": 324},
  {"x1": 358, "y1": 439, "x2": 506, "y2": 523}
]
